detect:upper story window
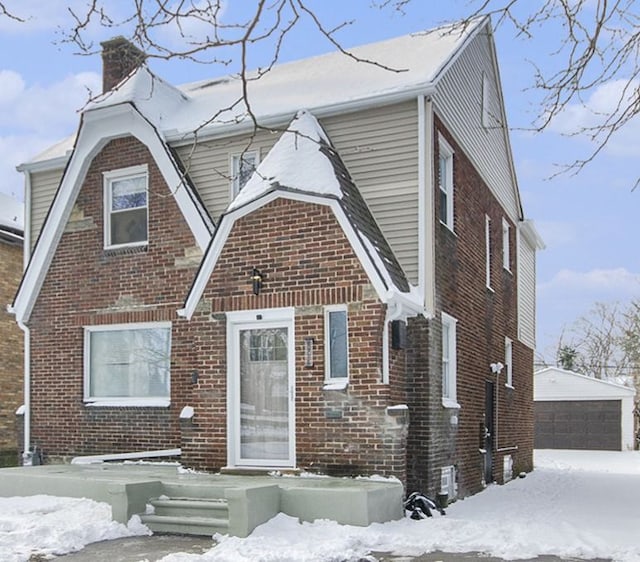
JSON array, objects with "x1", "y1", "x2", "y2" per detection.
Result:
[
  {"x1": 438, "y1": 136, "x2": 454, "y2": 231},
  {"x1": 505, "y1": 336, "x2": 513, "y2": 388},
  {"x1": 84, "y1": 322, "x2": 171, "y2": 406},
  {"x1": 231, "y1": 151, "x2": 259, "y2": 197},
  {"x1": 485, "y1": 215, "x2": 492, "y2": 290},
  {"x1": 502, "y1": 218, "x2": 511, "y2": 271},
  {"x1": 441, "y1": 312, "x2": 459, "y2": 408},
  {"x1": 325, "y1": 305, "x2": 348, "y2": 382},
  {"x1": 104, "y1": 165, "x2": 148, "y2": 249}
]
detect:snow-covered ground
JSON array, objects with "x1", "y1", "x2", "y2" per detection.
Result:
[{"x1": 1, "y1": 450, "x2": 639, "y2": 562}]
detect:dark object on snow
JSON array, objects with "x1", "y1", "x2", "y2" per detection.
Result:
[{"x1": 404, "y1": 491, "x2": 446, "y2": 519}]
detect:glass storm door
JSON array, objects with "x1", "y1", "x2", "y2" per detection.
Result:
[{"x1": 230, "y1": 318, "x2": 295, "y2": 467}]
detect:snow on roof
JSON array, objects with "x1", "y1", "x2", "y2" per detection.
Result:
[
  {"x1": 87, "y1": 65, "x2": 188, "y2": 128},
  {"x1": 24, "y1": 18, "x2": 481, "y2": 166},
  {"x1": 168, "y1": 20, "x2": 477, "y2": 137},
  {"x1": 228, "y1": 110, "x2": 340, "y2": 211},
  {"x1": 0, "y1": 192, "x2": 24, "y2": 233},
  {"x1": 227, "y1": 110, "x2": 412, "y2": 296}
]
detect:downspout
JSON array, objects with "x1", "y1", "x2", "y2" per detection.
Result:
[
  {"x1": 418, "y1": 94, "x2": 435, "y2": 317},
  {"x1": 22, "y1": 171, "x2": 32, "y2": 462},
  {"x1": 18, "y1": 321, "x2": 30, "y2": 463}
]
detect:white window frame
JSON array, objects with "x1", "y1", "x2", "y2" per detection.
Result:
[
  {"x1": 505, "y1": 336, "x2": 513, "y2": 388},
  {"x1": 230, "y1": 150, "x2": 259, "y2": 197},
  {"x1": 441, "y1": 312, "x2": 459, "y2": 408},
  {"x1": 324, "y1": 305, "x2": 349, "y2": 383},
  {"x1": 83, "y1": 321, "x2": 172, "y2": 407},
  {"x1": 103, "y1": 164, "x2": 149, "y2": 250},
  {"x1": 438, "y1": 136, "x2": 454, "y2": 231},
  {"x1": 485, "y1": 214, "x2": 492, "y2": 290},
  {"x1": 502, "y1": 218, "x2": 511, "y2": 272}
]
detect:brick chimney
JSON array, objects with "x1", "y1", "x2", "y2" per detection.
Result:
[{"x1": 100, "y1": 36, "x2": 147, "y2": 92}]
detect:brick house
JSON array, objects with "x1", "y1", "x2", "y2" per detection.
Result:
[
  {"x1": 12, "y1": 17, "x2": 543, "y2": 499},
  {"x1": 0, "y1": 194, "x2": 24, "y2": 466}
]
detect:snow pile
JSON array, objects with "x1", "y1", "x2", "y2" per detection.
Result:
[
  {"x1": 1, "y1": 451, "x2": 639, "y2": 561},
  {"x1": 159, "y1": 450, "x2": 640, "y2": 561},
  {"x1": 0, "y1": 495, "x2": 150, "y2": 562}
]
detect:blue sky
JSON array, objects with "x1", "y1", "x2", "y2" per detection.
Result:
[{"x1": 0, "y1": 1, "x2": 638, "y2": 362}]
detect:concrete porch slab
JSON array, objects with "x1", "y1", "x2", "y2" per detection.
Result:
[{"x1": 0, "y1": 464, "x2": 403, "y2": 536}]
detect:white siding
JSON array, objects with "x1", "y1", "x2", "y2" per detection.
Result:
[
  {"x1": 434, "y1": 29, "x2": 520, "y2": 221},
  {"x1": 174, "y1": 102, "x2": 420, "y2": 285},
  {"x1": 30, "y1": 168, "x2": 64, "y2": 251},
  {"x1": 324, "y1": 102, "x2": 419, "y2": 285},
  {"x1": 517, "y1": 228, "x2": 536, "y2": 349},
  {"x1": 175, "y1": 129, "x2": 279, "y2": 221}
]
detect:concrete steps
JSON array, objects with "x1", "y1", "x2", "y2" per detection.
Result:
[{"x1": 141, "y1": 497, "x2": 230, "y2": 536}]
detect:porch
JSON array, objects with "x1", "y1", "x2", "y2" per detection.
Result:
[{"x1": 0, "y1": 463, "x2": 403, "y2": 537}]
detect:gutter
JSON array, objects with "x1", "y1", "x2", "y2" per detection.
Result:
[{"x1": 165, "y1": 84, "x2": 437, "y2": 145}]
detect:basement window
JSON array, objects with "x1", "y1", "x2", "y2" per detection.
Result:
[
  {"x1": 104, "y1": 165, "x2": 148, "y2": 249},
  {"x1": 84, "y1": 322, "x2": 171, "y2": 406}
]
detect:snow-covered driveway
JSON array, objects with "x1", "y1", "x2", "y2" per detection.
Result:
[{"x1": 1, "y1": 450, "x2": 639, "y2": 562}]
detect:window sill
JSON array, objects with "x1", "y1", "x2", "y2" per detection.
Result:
[
  {"x1": 442, "y1": 398, "x2": 461, "y2": 409},
  {"x1": 84, "y1": 398, "x2": 170, "y2": 408},
  {"x1": 103, "y1": 244, "x2": 148, "y2": 257},
  {"x1": 439, "y1": 220, "x2": 457, "y2": 236},
  {"x1": 323, "y1": 380, "x2": 348, "y2": 391}
]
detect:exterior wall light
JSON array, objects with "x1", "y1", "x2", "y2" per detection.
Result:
[{"x1": 251, "y1": 268, "x2": 263, "y2": 295}]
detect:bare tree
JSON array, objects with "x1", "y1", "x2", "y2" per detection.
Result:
[
  {"x1": 558, "y1": 300, "x2": 640, "y2": 387},
  {"x1": 381, "y1": 0, "x2": 640, "y2": 188},
  {"x1": 4, "y1": 1, "x2": 638, "y2": 186}
]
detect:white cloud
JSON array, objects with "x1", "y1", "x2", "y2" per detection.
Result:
[
  {"x1": 0, "y1": 70, "x2": 100, "y2": 133},
  {"x1": 548, "y1": 79, "x2": 640, "y2": 157},
  {"x1": 0, "y1": 70, "x2": 25, "y2": 104},
  {"x1": 539, "y1": 267, "x2": 640, "y2": 295},
  {"x1": 0, "y1": 69, "x2": 100, "y2": 198},
  {"x1": 533, "y1": 220, "x2": 577, "y2": 249},
  {"x1": 0, "y1": 0, "x2": 108, "y2": 33}
]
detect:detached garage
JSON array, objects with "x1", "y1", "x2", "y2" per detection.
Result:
[{"x1": 534, "y1": 367, "x2": 636, "y2": 451}]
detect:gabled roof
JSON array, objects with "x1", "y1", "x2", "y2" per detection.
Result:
[
  {"x1": 180, "y1": 110, "x2": 421, "y2": 319},
  {"x1": 535, "y1": 367, "x2": 636, "y2": 399},
  {"x1": 11, "y1": 101, "x2": 215, "y2": 324},
  {"x1": 23, "y1": 18, "x2": 487, "y2": 167}
]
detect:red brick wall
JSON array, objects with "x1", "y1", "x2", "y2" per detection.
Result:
[
  {"x1": 183, "y1": 198, "x2": 408, "y2": 480},
  {"x1": 406, "y1": 118, "x2": 534, "y2": 497},
  {"x1": 28, "y1": 136, "x2": 200, "y2": 461},
  {"x1": 0, "y1": 237, "x2": 23, "y2": 463}
]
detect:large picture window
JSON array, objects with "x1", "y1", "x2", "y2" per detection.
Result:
[
  {"x1": 84, "y1": 322, "x2": 171, "y2": 405},
  {"x1": 104, "y1": 165, "x2": 148, "y2": 248},
  {"x1": 325, "y1": 306, "x2": 348, "y2": 381}
]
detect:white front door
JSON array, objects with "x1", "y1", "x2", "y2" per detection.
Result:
[{"x1": 227, "y1": 309, "x2": 295, "y2": 467}]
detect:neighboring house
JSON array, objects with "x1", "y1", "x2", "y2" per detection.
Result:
[
  {"x1": 0, "y1": 193, "x2": 24, "y2": 466},
  {"x1": 534, "y1": 367, "x2": 636, "y2": 451},
  {"x1": 11, "y1": 18, "x2": 543, "y2": 500}
]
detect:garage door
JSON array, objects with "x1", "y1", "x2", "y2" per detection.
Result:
[{"x1": 534, "y1": 400, "x2": 621, "y2": 451}]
